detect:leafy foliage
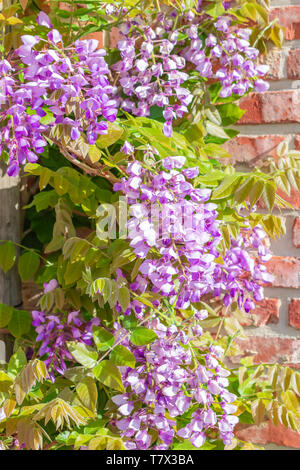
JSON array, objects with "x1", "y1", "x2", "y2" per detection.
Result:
[{"x1": 0, "y1": 0, "x2": 297, "y2": 452}]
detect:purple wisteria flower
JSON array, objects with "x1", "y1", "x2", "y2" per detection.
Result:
[
  {"x1": 32, "y1": 280, "x2": 100, "y2": 380},
  {"x1": 0, "y1": 14, "x2": 118, "y2": 176},
  {"x1": 113, "y1": 10, "x2": 269, "y2": 137},
  {"x1": 109, "y1": 317, "x2": 238, "y2": 449},
  {"x1": 121, "y1": 141, "x2": 135, "y2": 154},
  {"x1": 114, "y1": 156, "x2": 272, "y2": 315}
]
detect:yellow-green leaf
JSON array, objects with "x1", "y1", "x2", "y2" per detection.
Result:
[
  {"x1": 0, "y1": 241, "x2": 16, "y2": 274},
  {"x1": 93, "y1": 360, "x2": 124, "y2": 392},
  {"x1": 96, "y1": 123, "x2": 123, "y2": 149}
]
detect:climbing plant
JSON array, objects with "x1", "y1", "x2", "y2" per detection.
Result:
[{"x1": 0, "y1": 0, "x2": 300, "y2": 451}]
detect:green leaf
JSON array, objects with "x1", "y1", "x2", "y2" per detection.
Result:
[
  {"x1": 25, "y1": 190, "x2": 58, "y2": 212},
  {"x1": 76, "y1": 377, "x2": 98, "y2": 412},
  {"x1": 108, "y1": 280, "x2": 119, "y2": 308},
  {"x1": 203, "y1": 144, "x2": 231, "y2": 159},
  {"x1": 39, "y1": 167, "x2": 52, "y2": 190},
  {"x1": 0, "y1": 371, "x2": 14, "y2": 393},
  {"x1": 93, "y1": 360, "x2": 124, "y2": 392},
  {"x1": 17, "y1": 251, "x2": 40, "y2": 281},
  {"x1": 64, "y1": 261, "x2": 84, "y2": 285},
  {"x1": 234, "y1": 177, "x2": 255, "y2": 203},
  {"x1": 270, "y1": 23, "x2": 284, "y2": 48},
  {"x1": 89, "y1": 145, "x2": 102, "y2": 163},
  {"x1": 8, "y1": 310, "x2": 32, "y2": 338},
  {"x1": 130, "y1": 327, "x2": 157, "y2": 346},
  {"x1": 205, "y1": 121, "x2": 229, "y2": 139},
  {"x1": 6, "y1": 16, "x2": 23, "y2": 25},
  {"x1": 45, "y1": 235, "x2": 64, "y2": 253},
  {"x1": 7, "y1": 348, "x2": 27, "y2": 376},
  {"x1": 217, "y1": 103, "x2": 246, "y2": 126},
  {"x1": 67, "y1": 342, "x2": 98, "y2": 369},
  {"x1": 0, "y1": 303, "x2": 13, "y2": 328},
  {"x1": 118, "y1": 286, "x2": 130, "y2": 312},
  {"x1": 240, "y1": 2, "x2": 258, "y2": 21},
  {"x1": 40, "y1": 110, "x2": 55, "y2": 127},
  {"x1": 291, "y1": 372, "x2": 300, "y2": 396},
  {"x1": 96, "y1": 123, "x2": 123, "y2": 148},
  {"x1": 212, "y1": 175, "x2": 241, "y2": 199},
  {"x1": 281, "y1": 390, "x2": 300, "y2": 417},
  {"x1": 90, "y1": 278, "x2": 111, "y2": 297},
  {"x1": 261, "y1": 182, "x2": 276, "y2": 211},
  {"x1": 205, "y1": 2, "x2": 225, "y2": 18},
  {"x1": 249, "y1": 180, "x2": 265, "y2": 207},
  {"x1": 251, "y1": 399, "x2": 266, "y2": 426},
  {"x1": 149, "y1": 105, "x2": 164, "y2": 122},
  {"x1": 0, "y1": 241, "x2": 16, "y2": 273},
  {"x1": 92, "y1": 327, "x2": 115, "y2": 352},
  {"x1": 54, "y1": 174, "x2": 69, "y2": 196},
  {"x1": 205, "y1": 107, "x2": 222, "y2": 126},
  {"x1": 221, "y1": 225, "x2": 231, "y2": 249},
  {"x1": 110, "y1": 345, "x2": 136, "y2": 368}
]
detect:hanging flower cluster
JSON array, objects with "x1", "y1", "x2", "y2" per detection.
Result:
[
  {"x1": 219, "y1": 224, "x2": 273, "y2": 311},
  {"x1": 183, "y1": 17, "x2": 269, "y2": 97},
  {"x1": 113, "y1": 9, "x2": 269, "y2": 136},
  {"x1": 0, "y1": 12, "x2": 117, "y2": 176},
  {"x1": 0, "y1": 7, "x2": 270, "y2": 172},
  {"x1": 110, "y1": 317, "x2": 238, "y2": 450},
  {"x1": 113, "y1": 17, "x2": 192, "y2": 138},
  {"x1": 114, "y1": 154, "x2": 272, "y2": 315},
  {"x1": 32, "y1": 279, "x2": 100, "y2": 380}
]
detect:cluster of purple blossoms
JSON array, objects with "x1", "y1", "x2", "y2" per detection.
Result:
[
  {"x1": 110, "y1": 317, "x2": 238, "y2": 449},
  {"x1": 32, "y1": 279, "x2": 100, "y2": 380},
  {"x1": 0, "y1": 12, "x2": 117, "y2": 176},
  {"x1": 182, "y1": 17, "x2": 269, "y2": 98},
  {"x1": 113, "y1": 9, "x2": 269, "y2": 137},
  {"x1": 113, "y1": 17, "x2": 192, "y2": 138},
  {"x1": 218, "y1": 224, "x2": 273, "y2": 312},
  {"x1": 114, "y1": 154, "x2": 272, "y2": 316}
]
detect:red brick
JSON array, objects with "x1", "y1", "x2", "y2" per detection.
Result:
[
  {"x1": 295, "y1": 135, "x2": 300, "y2": 151},
  {"x1": 235, "y1": 421, "x2": 300, "y2": 448},
  {"x1": 59, "y1": 2, "x2": 71, "y2": 12},
  {"x1": 251, "y1": 298, "x2": 280, "y2": 326},
  {"x1": 292, "y1": 217, "x2": 300, "y2": 248},
  {"x1": 289, "y1": 299, "x2": 300, "y2": 330},
  {"x1": 266, "y1": 256, "x2": 300, "y2": 288},
  {"x1": 287, "y1": 49, "x2": 300, "y2": 79},
  {"x1": 39, "y1": 1, "x2": 51, "y2": 13},
  {"x1": 109, "y1": 27, "x2": 121, "y2": 48},
  {"x1": 85, "y1": 31, "x2": 104, "y2": 48},
  {"x1": 238, "y1": 91, "x2": 300, "y2": 125},
  {"x1": 241, "y1": 299, "x2": 280, "y2": 327},
  {"x1": 259, "y1": 49, "x2": 283, "y2": 81},
  {"x1": 270, "y1": 6, "x2": 300, "y2": 40},
  {"x1": 238, "y1": 94, "x2": 262, "y2": 124},
  {"x1": 234, "y1": 335, "x2": 300, "y2": 365},
  {"x1": 85, "y1": 29, "x2": 120, "y2": 48},
  {"x1": 223, "y1": 135, "x2": 285, "y2": 164}
]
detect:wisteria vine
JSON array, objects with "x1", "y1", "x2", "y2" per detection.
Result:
[
  {"x1": 114, "y1": 9, "x2": 269, "y2": 136},
  {"x1": 114, "y1": 154, "x2": 272, "y2": 315},
  {"x1": 0, "y1": 3, "x2": 281, "y2": 451}
]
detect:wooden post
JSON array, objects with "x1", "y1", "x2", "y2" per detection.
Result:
[
  {"x1": 0, "y1": 0, "x2": 21, "y2": 362},
  {"x1": 0, "y1": 163, "x2": 21, "y2": 361}
]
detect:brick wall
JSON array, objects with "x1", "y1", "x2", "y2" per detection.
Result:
[{"x1": 224, "y1": 0, "x2": 300, "y2": 449}]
